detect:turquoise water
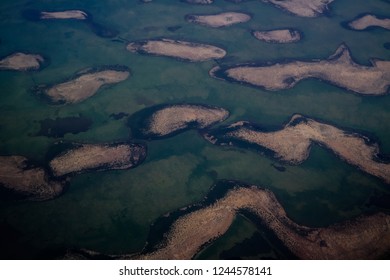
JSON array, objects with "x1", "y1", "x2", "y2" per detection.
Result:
[{"x1": 0, "y1": 0, "x2": 389, "y2": 259}]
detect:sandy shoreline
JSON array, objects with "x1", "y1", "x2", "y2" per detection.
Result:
[
  {"x1": 126, "y1": 39, "x2": 226, "y2": 62},
  {"x1": 0, "y1": 52, "x2": 45, "y2": 71},
  {"x1": 35, "y1": 66, "x2": 130, "y2": 105},
  {"x1": 210, "y1": 44, "x2": 390, "y2": 95}
]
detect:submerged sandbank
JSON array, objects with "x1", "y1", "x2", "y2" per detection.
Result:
[
  {"x1": 252, "y1": 29, "x2": 301, "y2": 43},
  {"x1": 185, "y1": 12, "x2": 251, "y2": 28},
  {"x1": 126, "y1": 39, "x2": 226, "y2": 62},
  {"x1": 210, "y1": 44, "x2": 390, "y2": 95}
]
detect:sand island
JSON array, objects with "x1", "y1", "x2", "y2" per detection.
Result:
[
  {"x1": 210, "y1": 44, "x2": 390, "y2": 95},
  {"x1": 203, "y1": 114, "x2": 390, "y2": 184},
  {"x1": 347, "y1": 14, "x2": 390, "y2": 31},
  {"x1": 65, "y1": 180, "x2": 390, "y2": 260},
  {"x1": 183, "y1": 0, "x2": 214, "y2": 4},
  {"x1": 185, "y1": 12, "x2": 251, "y2": 28},
  {"x1": 129, "y1": 104, "x2": 229, "y2": 139},
  {"x1": 34, "y1": 66, "x2": 130, "y2": 105},
  {"x1": 0, "y1": 52, "x2": 45, "y2": 71},
  {"x1": 261, "y1": 0, "x2": 334, "y2": 17},
  {"x1": 0, "y1": 156, "x2": 65, "y2": 201},
  {"x1": 126, "y1": 39, "x2": 226, "y2": 62},
  {"x1": 49, "y1": 143, "x2": 147, "y2": 177},
  {"x1": 39, "y1": 10, "x2": 89, "y2": 20},
  {"x1": 252, "y1": 29, "x2": 302, "y2": 43}
]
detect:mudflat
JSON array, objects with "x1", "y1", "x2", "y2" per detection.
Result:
[{"x1": 126, "y1": 39, "x2": 226, "y2": 62}]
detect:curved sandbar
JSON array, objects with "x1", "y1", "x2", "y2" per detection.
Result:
[
  {"x1": 347, "y1": 14, "x2": 390, "y2": 31},
  {"x1": 133, "y1": 182, "x2": 390, "y2": 259},
  {"x1": 0, "y1": 52, "x2": 45, "y2": 71},
  {"x1": 0, "y1": 156, "x2": 65, "y2": 201},
  {"x1": 252, "y1": 29, "x2": 301, "y2": 43},
  {"x1": 129, "y1": 104, "x2": 229, "y2": 139},
  {"x1": 126, "y1": 39, "x2": 226, "y2": 62},
  {"x1": 39, "y1": 10, "x2": 89, "y2": 20},
  {"x1": 210, "y1": 44, "x2": 390, "y2": 95},
  {"x1": 261, "y1": 0, "x2": 334, "y2": 17},
  {"x1": 35, "y1": 66, "x2": 130, "y2": 105},
  {"x1": 185, "y1": 12, "x2": 251, "y2": 28},
  {"x1": 203, "y1": 115, "x2": 390, "y2": 184},
  {"x1": 49, "y1": 143, "x2": 146, "y2": 177}
]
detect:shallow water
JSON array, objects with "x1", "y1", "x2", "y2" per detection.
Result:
[{"x1": 0, "y1": 0, "x2": 389, "y2": 259}]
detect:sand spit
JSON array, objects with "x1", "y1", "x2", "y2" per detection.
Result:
[
  {"x1": 49, "y1": 143, "x2": 146, "y2": 177},
  {"x1": 185, "y1": 12, "x2": 251, "y2": 28},
  {"x1": 35, "y1": 66, "x2": 130, "y2": 105},
  {"x1": 133, "y1": 104, "x2": 230, "y2": 139},
  {"x1": 39, "y1": 10, "x2": 89, "y2": 20},
  {"x1": 252, "y1": 29, "x2": 301, "y2": 43},
  {"x1": 210, "y1": 44, "x2": 390, "y2": 95},
  {"x1": 204, "y1": 115, "x2": 390, "y2": 184},
  {"x1": 261, "y1": 0, "x2": 334, "y2": 17},
  {"x1": 126, "y1": 39, "x2": 226, "y2": 62},
  {"x1": 137, "y1": 183, "x2": 390, "y2": 259},
  {"x1": 347, "y1": 14, "x2": 390, "y2": 31},
  {"x1": 0, "y1": 52, "x2": 45, "y2": 71},
  {"x1": 0, "y1": 156, "x2": 65, "y2": 201}
]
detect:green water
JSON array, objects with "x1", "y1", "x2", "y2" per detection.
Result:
[{"x1": 0, "y1": 0, "x2": 389, "y2": 259}]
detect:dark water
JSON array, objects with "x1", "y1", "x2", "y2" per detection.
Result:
[{"x1": 0, "y1": 0, "x2": 389, "y2": 259}]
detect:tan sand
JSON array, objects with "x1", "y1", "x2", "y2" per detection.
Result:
[
  {"x1": 40, "y1": 10, "x2": 88, "y2": 20},
  {"x1": 126, "y1": 39, "x2": 226, "y2": 62},
  {"x1": 0, "y1": 156, "x2": 64, "y2": 201},
  {"x1": 136, "y1": 184, "x2": 390, "y2": 259},
  {"x1": 41, "y1": 69, "x2": 130, "y2": 104},
  {"x1": 348, "y1": 14, "x2": 390, "y2": 31},
  {"x1": 145, "y1": 104, "x2": 229, "y2": 137},
  {"x1": 262, "y1": 0, "x2": 334, "y2": 17},
  {"x1": 186, "y1": 12, "x2": 251, "y2": 28},
  {"x1": 213, "y1": 114, "x2": 390, "y2": 184},
  {"x1": 210, "y1": 44, "x2": 390, "y2": 95},
  {"x1": 252, "y1": 29, "x2": 301, "y2": 43},
  {"x1": 0, "y1": 52, "x2": 44, "y2": 71},
  {"x1": 49, "y1": 143, "x2": 146, "y2": 177}
]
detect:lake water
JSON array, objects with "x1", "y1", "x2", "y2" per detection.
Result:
[{"x1": 0, "y1": 0, "x2": 389, "y2": 259}]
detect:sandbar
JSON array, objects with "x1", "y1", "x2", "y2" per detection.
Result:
[
  {"x1": 0, "y1": 52, "x2": 45, "y2": 71},
  {"x1": 40, "y1": 10, "x2": 89, "y2": 20},
  {"x1": 210, "y1": 44, "x2": 390, "y2": 95},
  {"x1": 126, "y1": 39, "x2": 226, "y2": 62},
  {"x1": 35, "y1": 66, "x2": 130, "y2": 105},
  {"x1": 252, "y1": 29, "x2": 301, "y2": 43},
  {"x1": 203, "y1": 114, "x2": 390, "y2": 184},
  {"x1": 49, "y1": 143, "x2": 146, "y2": 177},
  {"x1": 183, "y1": 0, "x2": 214, "y2": 4},
  {"x1": 0, "y1": 156, "x2": 65, "y2": 201},
  {"x1": 347, "y1": 14, "x2": 390, "y2": 31},
  {"x1": 185, "y1": 12, "x2": 251, "y2": 28},
  {"x1": 261, "y1": 0, "x2": 334, "y2": 17},
  {"x1": 131, "y1": 104, "x2": 229, "y2": 139}
]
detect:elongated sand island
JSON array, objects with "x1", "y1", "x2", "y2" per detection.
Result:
[
  {"x1": 126, "y1": 39, "x2": 226, "y2": 62},
  {"x1": 0, "y1": 156, "x2": 65, "y2": 201},
  {"x1": 34, "y1": 66, "x2": 130, "y2": 105},
  {"x1": 128, "y1": 104, "x2": 229, "y2": 139},
  {"x1": 67, "y1": 180, "x2": 390, "y2": 260},
  {"x1": 39, "y1": 10, "x2": 89, "y2": 20},
  {"x1": 347, "y1": 14, "x2": 390, "y2": 31},
  {"x1": 261, "y1": 0, "x2": 334, "y2": 17},
  {"x1": 252, "y1": 29, "x2": 301, "y2": 43},
  {"x1": 49, "y1": 143, "x2": 147, "y2": 177},
  {"x1": 185, "y1": 12, "x2": 251, "y2": 28},
  {"x1": 203, "y1": 115, "x2": 390, "y2": 184},
  {"x1": 0, "y1": 52, "x2": 45, "y2": 71},
  {"x1": 210, "y1": 44, "x2": 390, "y2": 95},
  {"x1": 183, "y1": 0, "x2": 214, "y2": 4}
]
